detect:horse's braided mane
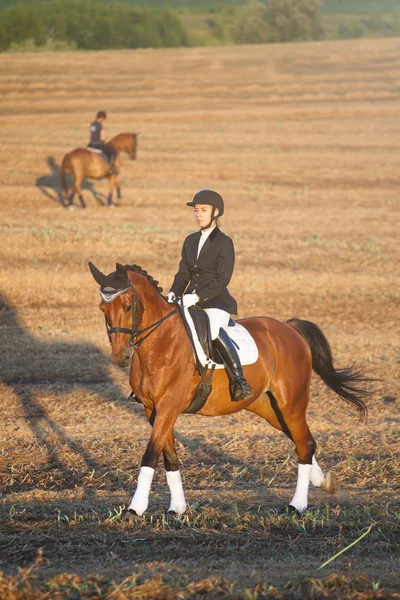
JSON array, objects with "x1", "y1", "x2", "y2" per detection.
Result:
[{"x1": 124, "y1": 264, "x2": 163, "y2": 294}]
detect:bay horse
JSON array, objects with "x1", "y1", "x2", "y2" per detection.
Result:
[
  {"x1": 60, "y1": 132, "x2": 138, "y2": 209},
  {"x1": 89, "y1": 262, "x2": 371, "y2": 517}
]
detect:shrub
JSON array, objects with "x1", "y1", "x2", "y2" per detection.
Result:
[
  {"x1": 232, "y1": 0, "x2": 324, "y2": 45},
  {"x1": 337, "y1": 20, "x2": 365, "y2": 39}
]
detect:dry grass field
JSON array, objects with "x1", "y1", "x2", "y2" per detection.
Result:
[{"x1": 0, "y1": 37, "x2": 399, "y2": 599}]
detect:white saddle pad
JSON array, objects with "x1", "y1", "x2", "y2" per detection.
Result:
[
  {"x1": 184, "y1": 308, "x2": 258, "y2": 370},
  {"x1": 86, "y1": 146, "x2": 105, "y2": 154}
]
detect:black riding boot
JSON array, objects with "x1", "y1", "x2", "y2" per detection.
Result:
[
  {"x1": 109, "y1": 156, "x2": 118, "y2": 175},
  {"x1": 213, "y1": 328, "x2": 252, "y2": 402}
]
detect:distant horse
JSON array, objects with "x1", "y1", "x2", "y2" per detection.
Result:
[
  {"x1": 60, "y1": 133, "x2": 138, "y2": 209},
  {"x1": 89, "y1": 262, "x2": 372, "y2": 517}
]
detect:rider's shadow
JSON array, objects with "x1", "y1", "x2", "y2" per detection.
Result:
[
  {"x1": 35, "y1": 156, "x2": 107, "y2": 207},
  {"x1": 0, "y1": 292, "x2": 146, "y2": 495}
]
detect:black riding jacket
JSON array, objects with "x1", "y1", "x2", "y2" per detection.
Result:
[{"x1": 170, "y1": 227, "x2": 237, "y2": 314}]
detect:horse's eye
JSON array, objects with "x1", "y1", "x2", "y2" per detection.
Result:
[{"x1": 125, "y1": 305, "x2": 132, "y2": 313}]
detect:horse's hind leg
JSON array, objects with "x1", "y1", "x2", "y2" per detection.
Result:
[
  {"x1": 248, "y1": 389, "x2": 336, "y2": 513},
  {"x1": 107, "y1": 175, "x2": 117, "y2": 207},
  {"x1": 70, "y1": 172, "x2": 86, "y2": 209}
]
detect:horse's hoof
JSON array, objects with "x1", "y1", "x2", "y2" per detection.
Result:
[
  {"x1": 320, "y1": 472, "x2": 339, "y2": 495},
  {"x1": 125, "y1": 508, "x2": 142, "y2": 519},
  {"x1": 279, "y1": 505, "x2": 301, "y2": 517},
  {"x1": 167, "y1": 507, "x2": 186, "y2": 516}
]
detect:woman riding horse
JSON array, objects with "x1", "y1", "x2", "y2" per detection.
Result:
[
  {"x1": 167, "y1": 189, "x2": 251, "y2": 402},
  {"x1": 60, "y1": 131, "x2": 138, "y2": 209},
  {"x1": 89, "y1": 227, "x2": 372, "y2": 517}
]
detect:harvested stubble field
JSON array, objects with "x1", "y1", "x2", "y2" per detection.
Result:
[{"x1": 0, "y1": 37, "x2": 399, "y2": 599}]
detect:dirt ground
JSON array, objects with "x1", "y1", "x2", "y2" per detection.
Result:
[{"x1": 0, "y1": 38, "x2": 399, "y2": 599}]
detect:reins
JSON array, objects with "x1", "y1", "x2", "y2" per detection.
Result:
[
  {"x1": 132, "y1": 308, "x2": 178, "y2": 349},
  {"x1": 105, "y1": 283, "x2": 177, "y2": 349}
]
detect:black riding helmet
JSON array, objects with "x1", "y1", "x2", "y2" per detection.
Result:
[
  {"x1": 96, "y1": 110, "x2": 107, "y2": 119},
  {"x1": 186, "y1": 189, "x2": 224, "y2": 230},
  {"x1": 186, "y1": 189, "x2": 224, "y2": 215}
]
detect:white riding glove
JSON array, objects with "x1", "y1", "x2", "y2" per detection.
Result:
[
  {"x1": 166, "y1": 291, "x2": 176, "y2": 303},
  {"x1": 182, "y1": 293, "x2": 199, "y2": 308}
]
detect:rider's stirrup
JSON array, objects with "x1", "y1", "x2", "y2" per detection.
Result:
[{"x1": 213, "y1": 328, "x2": 252, "y2": 402}]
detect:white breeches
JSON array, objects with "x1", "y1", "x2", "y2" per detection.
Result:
[{"x1": 204, "y1": 308, "x2": 230, "y2": 340}]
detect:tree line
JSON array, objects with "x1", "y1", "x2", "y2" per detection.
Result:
[
  {"x1": 1, "y1": 0, "x2": 398, "y2": 52},
  {"x1": 0, "y1": 0, "x2": 189, "y2": 51}
]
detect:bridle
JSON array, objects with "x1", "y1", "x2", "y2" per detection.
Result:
[{"x1": 103, "y1": 282, "x2": 177, "y2": 350}]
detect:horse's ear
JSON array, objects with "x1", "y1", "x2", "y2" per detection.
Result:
[
  {"x1": 115, "y1": 263, "x2": 129, "y2": 284},
  {"x1": 88, "y1": 262, "x2": 108, "y2": 287}
]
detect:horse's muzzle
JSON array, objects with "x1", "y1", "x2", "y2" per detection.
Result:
[{"x1": 111, "y1": 352, "x2": 130, "y2": 369}]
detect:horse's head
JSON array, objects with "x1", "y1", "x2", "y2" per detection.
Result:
[
  {"x1": 89, "y1": 262, "x2": 137, "y2": 368},
  {"x1": 110, "y1": 133, "x2": 139, "y2": 161}
]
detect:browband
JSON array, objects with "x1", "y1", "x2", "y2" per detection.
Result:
[{"x1": 100, "y1": 287, "x2": 130, "y2": 303}]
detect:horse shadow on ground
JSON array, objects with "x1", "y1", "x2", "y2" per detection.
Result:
[
  {"x1": 35, "y1": 156, "x2": 107, "y2": 207},
  {"x1": 0, "y1": 292, "x2": 143, "y2": 495},
  {"x1": 0, "y1": 292, "x2": 262, "y2": 501}
]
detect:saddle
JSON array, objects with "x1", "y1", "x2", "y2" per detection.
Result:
[
  {"x1": 86, "y1": 146, "x2": 110, "y2": 164},
  {"x1": 175, "y1": 304, "x2": 258, "y2": 413},
  {"x1": 187, "y1": 306, "x2": 236, "y2": 365},
  {"x1": 175, "y1": 304, "x2": 217, "y2": 374},
  {"x1": 177, "y1": 304, "x2": 258, "y2": 372},
  {"x1": 129, "y1": 304, "x2": 258, "y2": 414}
]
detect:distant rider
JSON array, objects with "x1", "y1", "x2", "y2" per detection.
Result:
[{"x1": 88, "y1": 111, "x2": 118, "y2": 175}]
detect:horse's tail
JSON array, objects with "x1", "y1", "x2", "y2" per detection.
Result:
[
  {"x1": 60, "y1": 153, "x2": 70, "y2": 197},
  {"x1": 286, "y1": 318, "x2": 372, "y2": 420}
]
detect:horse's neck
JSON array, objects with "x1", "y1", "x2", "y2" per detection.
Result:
[
  {"x1": 135, "y1": 286, "x2": 184, "y2": 356},
  {"x1": 109, "y1": 134, "x2": 128, "y2": 153},
  {"x1": 139, "y1": 287, "x2": 171, "y2": 330},
  {"x1": 108, "y1": 139, "x2": 121, "y2": 153}
]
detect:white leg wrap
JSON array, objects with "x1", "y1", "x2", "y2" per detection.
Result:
[
  {"x1": 166, "y1": 470, "x2": 187, "y2": 515},
  {"x1": 289, "y1": 463, "x2": 312, "y2": 513},
  {"x1": 310, "y1": 455, "x2": 325, "y2": 487},
  {"x1": 128, "y1": 466, "x2": 154, "y2": 516}
]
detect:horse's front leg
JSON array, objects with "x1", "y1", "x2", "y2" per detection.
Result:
[
  {"x1": 116, "y1": 176, "x2": 121, "y2": 200},
  {"x1": 128, "y1": 404, "x2": 183, "y2": 516},
  {"x1": 163, "y1": 429, "x2": 187, "y2": 515},
  {"x1": 140, "y1": 406, "x2": 187, "y2": 515}
]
